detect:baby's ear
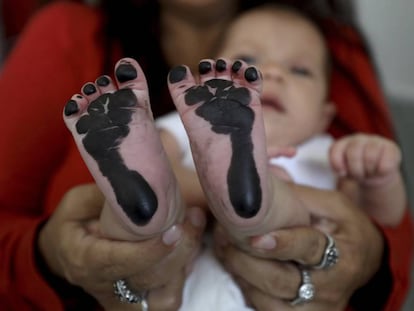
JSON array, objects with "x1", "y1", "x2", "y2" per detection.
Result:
[{"x1": 320, "y1": 101, "x2": 336, "y2": 132}]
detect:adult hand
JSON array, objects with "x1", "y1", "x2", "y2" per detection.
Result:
[
  {"x1": 38, "y1": 184, "x2": 206, "y2": 311},
  {"x1": 214, "y1": 186, "x2": 384, "y2": 311}
]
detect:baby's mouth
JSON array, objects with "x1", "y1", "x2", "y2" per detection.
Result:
[{"x1": 261, "y1": 97, "x2": 285, "y2": 113}]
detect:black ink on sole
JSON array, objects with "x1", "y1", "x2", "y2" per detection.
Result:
[
  {"x1": 75, "y1": 88, "x2": 157, "y2": 225},
  {"x1": 180, "y1": 75, "x2": 262, "y2": 218}
]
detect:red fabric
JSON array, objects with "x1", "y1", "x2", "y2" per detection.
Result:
[
  {"x1": 326, "y1": 22, "x2": 395, "y2": 139},
  {"x1": 380, "y1": 211, "x2": 414, "y2": 311},
  {"x1": 2, "y1": 0, "x2": 40, "y2": 38},
  {"x1": 1, "y1": 0, "x2": 84, "y2": 39},
  {"x1": 0, "y1": 2, "x2": 103, "y2": 310},
  {"x1": 0, "y1": 2, "x2": 412, "y2": 310}
]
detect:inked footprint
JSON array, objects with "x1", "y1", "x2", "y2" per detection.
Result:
[
  {"x1": 168, "y1": 59, "x2": 270, "y2": 232},
  {"x1": 64, "y1": 58, "x2": 182, "y2": 239}
]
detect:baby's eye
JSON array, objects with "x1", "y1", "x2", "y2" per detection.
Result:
[
  {"x1": 290, "y1": 66, "x2": 313, "y2": 77},
  {"x1": 235, "y1": 55, "x2": 257, "y2": 65}
]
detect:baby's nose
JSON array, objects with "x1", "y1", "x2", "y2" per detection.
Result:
[{"x1": 260, "y1": 62, "x2": 285, "y2": 82}]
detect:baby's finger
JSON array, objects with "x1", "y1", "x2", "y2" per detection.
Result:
[
  {"x1": 360, "y1": 140, "x2": 383, "y2": 176},
  {"x1": 376, "y1": 140, "x2": 402, "y2": 175},
  {"x1": 343, "y1": 141, "x2": 365, "y2": 179},
  {"x1": 329, "y1": 139, "x2": 349, "y2": 176}
]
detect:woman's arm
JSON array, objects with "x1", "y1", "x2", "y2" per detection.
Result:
[{"x1": 0, "y1": 2, "x2": 104, "y2": 308}]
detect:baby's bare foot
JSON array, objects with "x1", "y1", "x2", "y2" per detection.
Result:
[
  {"x1": 168, "y1": 59, "x2": 276, "y2": 237},
  {"x1": 64, "y1": 58, "x2": 183, "y2": 240}
]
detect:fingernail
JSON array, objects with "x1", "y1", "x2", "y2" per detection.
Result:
[
  {"x1": 162, "y1": 225, "x2": 182, "y2": 246},
  {"x1": 187, "y1": 207, "x2": 206, "y2": 229},
  {"x1": 253, "y1": 234, "x2": 276, "y2": 250}
]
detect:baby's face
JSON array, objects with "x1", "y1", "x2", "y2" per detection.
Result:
[{"x1": 218, "y1": 6, "x2": 334, "y2": 147}]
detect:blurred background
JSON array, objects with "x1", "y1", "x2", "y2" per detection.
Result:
[
  {"x1": 357, "y1": 0, "x2": 414, "y2": 217},
  {"x1": 355, "y1": 4, "x2": 414, "y2": 309},
  {"x1": 0, "y1": 0, "x2": 413, "y2": 309}
]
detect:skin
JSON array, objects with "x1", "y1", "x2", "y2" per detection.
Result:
[
  {"x1": 159, "y1": 0, "x2": 238, "y2": 71},
  {"x1": 331, "y1": 133, "x2": 406, "y2": 226}
]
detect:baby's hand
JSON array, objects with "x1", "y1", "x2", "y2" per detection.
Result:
[{"x1": 330, "y1": 134, "x2": 402, "y2": 186}]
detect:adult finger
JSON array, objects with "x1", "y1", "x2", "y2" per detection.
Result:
[
  {"x1": 146, "y1": 268, "x2": 188, "y2": 311},
  {"x1": 57, "y1": 183, "x2": 105, "y2": 221},
  {"x1": 217, "y1": 242, "x2": 300, "y2": 300},
  {"x1": 249, "y1": 226, "x2": 330, "y2": 265}
]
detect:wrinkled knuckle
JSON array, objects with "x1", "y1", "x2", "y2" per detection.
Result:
[
  {"x1": 340, "y1": 246, "x2": 359, "y2": 277},
  {"x1": 264, "y1": 277, "x2": 280, "y2": 295},
  {"x1": 306, "y1": 234, "x2": 325, "y2": 264},
  {"x1": 364, "y1": 150, "x2": 377, "y2": 164},
  {"x1": 63, "y1": 251, "x2": 89, "y2": 285},
  {"x1": 64, "y1": 261, "x2": 87, "y2": 285}
]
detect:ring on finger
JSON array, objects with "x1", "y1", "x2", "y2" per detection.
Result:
[
  {"x1": 113, "y1": 279, "x2": 149, "y2": 310},
  {"x1": 290, "y1": 268, "x2": 315, "y2": 306},
  {"x1": 311, "y1": 232, "x2": 339, "y2": 270}
]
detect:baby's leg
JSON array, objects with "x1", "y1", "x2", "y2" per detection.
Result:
[
  {"x1": 168, "y1": 59, "x2": 309, "y2": 238},
  {"x1": 64, "y1": 58, "x2": 183, "y2": 241}
]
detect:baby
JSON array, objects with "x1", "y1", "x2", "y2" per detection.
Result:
[{"x1": 63, "y1": 4, "x2": 405, "y2": 245}]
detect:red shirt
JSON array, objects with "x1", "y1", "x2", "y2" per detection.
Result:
[{"x1": 0, "y1": 2, "x2": 412, "y2": 310}]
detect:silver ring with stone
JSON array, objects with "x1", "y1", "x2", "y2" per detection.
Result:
[
  {"x1": 290, "y1": 269, "x2": 315, "y2": 306},
  {"x1": 113, "y1": 279, "x2": 149, "y2": 310},
  {"x1": 312, "y1": 233, "x2": 339, "y2": 270}
]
